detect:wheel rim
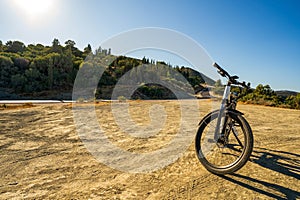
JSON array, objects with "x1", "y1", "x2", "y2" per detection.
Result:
[{"x1": 197, "y1": 114, "x2": 248, "y2": 170}]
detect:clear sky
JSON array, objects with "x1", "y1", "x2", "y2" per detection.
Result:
[{"x1": 0, "y1": 0, "x2": 299, "y2": 91}]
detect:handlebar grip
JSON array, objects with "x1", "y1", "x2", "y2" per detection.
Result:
[
  {"x1": 213, "y1": 62, "x2": 222, "y2": 70},
  {"x1": 213, "y1": 62, "x2": 230, "y2": 78}
]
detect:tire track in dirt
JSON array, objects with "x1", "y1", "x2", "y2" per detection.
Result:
[{"x1": 0, "y1": 102, "x2": 299, "y2": 199}]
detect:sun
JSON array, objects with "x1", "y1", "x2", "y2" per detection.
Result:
[{"x1": 13, "y1": 0, "x2": 55, "y2": 20}]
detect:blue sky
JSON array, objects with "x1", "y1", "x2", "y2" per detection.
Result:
[{"x1": 0, "y1": 0, "x2": 299, "y2": 91}]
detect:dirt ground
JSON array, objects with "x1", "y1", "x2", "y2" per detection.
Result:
[{"x1": 0, "y1": 100, "x2": 299, "y2": 199}]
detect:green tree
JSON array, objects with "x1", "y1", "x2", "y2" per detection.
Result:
[
  {"x1": 0, "y1": 40, "x2": 3, "y2": 51},
  {"x1": 11, "y1": 74, "x2": 27, "y2": 92},
  {"x1": 83, "y1": 44, "x2": 92, "y2": 58},
  {"x1": 5, "y1": 41, "x2": 26, "y2": 53},
  {"x1": 286, "y1": 94, "x2": 300, "y2": 109},
  {"x1": 48, "y1": 57, "x2": 54, "y2": 89},
  {"x1": 24, "y1": 67, "x2": 45, "y2": 92},
  {"x1": 0, "y1": 56, "x2": 14, "y2": 86},
  {"x1": 142, "y1": 56, "x2": 150, "y2": 64},
  {"x1": 51, "y1": 38, "x2": 62, "y2": 53},
  {"x1": 13, "y1": 57, "x2": 30, "y2": 72},
  {"x1": 65, "y1": 40, "x2": 76, "y2": 48},
  {"x1": 295, "y1": 94, "x2": 300, "y2": 109},
  {"x1": 240, "y1": 84, "x2": 281, "y2": 106},
  {"x1": 62, "y1": 48, "x2": 73, "y2": 76}
]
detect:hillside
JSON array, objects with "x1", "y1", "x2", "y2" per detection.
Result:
[
  {"x1": 1, "y1": 39, "x2": 299, "y2": 109},
  {"x1": 0, "y1": 39, "x2": 215, "y2": 100}
]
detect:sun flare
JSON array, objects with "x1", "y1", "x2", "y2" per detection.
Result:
[{"x1": 13, "y1": 0, "x2": 55, "y2": 20}]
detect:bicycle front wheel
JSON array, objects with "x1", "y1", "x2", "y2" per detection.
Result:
[{"x1": 195, "y1": 110, "x2": 253, "y2": 174}]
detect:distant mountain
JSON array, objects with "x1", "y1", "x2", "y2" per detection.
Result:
[{"x1": 275, "y1": 90, "x2": 298, "y2": 97}]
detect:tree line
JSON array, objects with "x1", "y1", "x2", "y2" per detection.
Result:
[
  {"x1": 0, "y1": 39, "x2": 207, "y2": 99},
  {"x1": 0, "y1": 39, "x2": 299, "y2": 109},
  {"x1": 0, "y1": 39, "x2": 94, "y2": 93},
  {"x1": 229, "y1": 84, "x2": 300, "y2": 109}
]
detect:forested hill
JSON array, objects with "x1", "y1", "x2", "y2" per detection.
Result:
[{"x1": 0, "y1": 39, "x2": 215, "y2": 100}]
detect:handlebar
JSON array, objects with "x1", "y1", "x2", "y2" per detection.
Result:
[
  {"x1": 213, "y1": 62, "x2": 250, "y2": 89},
  {"x1": 236, "y1": 80, "x2": 250, "y2": 89},
  {"x1": 213, "y1": 62, "x2": 230, "y2": 78}
]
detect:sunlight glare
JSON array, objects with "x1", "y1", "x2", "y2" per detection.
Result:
[{"x1": 13, "y1": 0, "x2": 55, "y2": 20}]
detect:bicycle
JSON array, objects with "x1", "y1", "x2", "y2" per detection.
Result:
[{"x1": 195, "y1": 62, "x2": 254, "y2": 174}]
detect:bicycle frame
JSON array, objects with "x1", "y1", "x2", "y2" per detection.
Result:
[
  {"x1": 214, "y1": 84, "x2": 231, "y2": 141},
  {"x1": 195, "y1": 62, "x2": 253, "y2": 174}
]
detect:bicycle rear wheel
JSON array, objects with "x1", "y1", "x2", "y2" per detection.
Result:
[{"x1": 195, "y1": 110, "x2": 253, "y2": 174}]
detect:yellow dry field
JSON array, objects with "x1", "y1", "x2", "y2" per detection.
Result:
[{"x1": 0, "y1": 100, "x2": 299, "y2": 199}]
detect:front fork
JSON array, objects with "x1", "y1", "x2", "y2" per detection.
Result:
[{"x1": 214, "y1": 85, "x2": 231, "y2": 142}]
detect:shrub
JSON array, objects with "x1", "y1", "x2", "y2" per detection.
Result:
[{"x1": 118, "y1": 96, "x2": 127, "y2": 102}]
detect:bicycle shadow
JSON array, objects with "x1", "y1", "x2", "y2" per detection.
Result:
[{"x1": 219, "y1": 147, "x2": 300, "y2": 200}]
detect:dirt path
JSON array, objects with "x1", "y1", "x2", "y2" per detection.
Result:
[{"x1": 0, "y1": 101, "x2": 299, "y2": 199}]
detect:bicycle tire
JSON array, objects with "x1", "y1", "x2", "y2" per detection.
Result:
[{"x1": 195, "y1": 110, "x2": 253, "y2": 174}]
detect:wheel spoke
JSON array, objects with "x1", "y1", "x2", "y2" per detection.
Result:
[
  {"x1": 232, "y1": 125, "x2": 244, "y2": 148},
  {"x1": 195, "y1": 111, "x2": 253, "y2": 174}
]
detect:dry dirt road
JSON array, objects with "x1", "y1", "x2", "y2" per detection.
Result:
[{"x1": 0, "y1": 100, "x2": 299, "y2": 199}]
